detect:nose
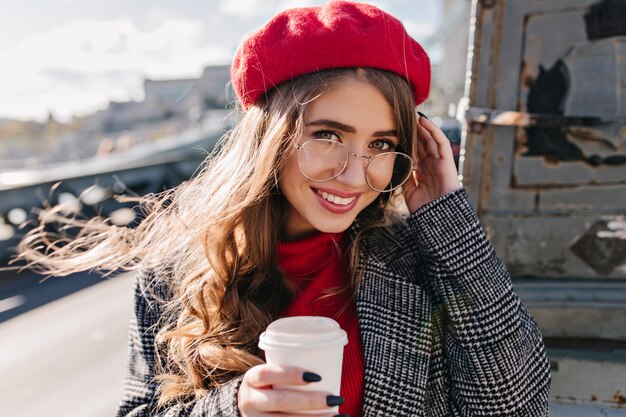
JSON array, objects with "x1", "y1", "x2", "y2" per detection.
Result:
[{"x1": 335, "y1": 152, "x2": 369, "y2": 189}]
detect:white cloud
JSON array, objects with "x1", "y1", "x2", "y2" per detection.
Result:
[
  {"x1": 218, "y1": 0, "x2": 316, "y2": 21},
  {"x1": 0, "y1": 1, "x2": 441, "y2": 122},
  {"x1": 277, "y1": 0, "x2": 316, "y2": 10},
  {"x1": 0, "y1": 18, "x2": 231, "y2": 121},
  {"x1": 144, "y1": 7, "x2": 188, "y2": 29},
  {"x1": 218, "y1": 0, "x2": 268, "y2": 21}
]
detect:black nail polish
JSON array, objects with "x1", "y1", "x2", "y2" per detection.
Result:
[
  {"x1": 417, "y1": 111, "x2": 429, "y2": 119},
  {"x1": 302, "y1": 372, "x2": 322, "y2": 382},
  {"x1": 326, "y1": 395, "x2": 345, "y2": 407}
]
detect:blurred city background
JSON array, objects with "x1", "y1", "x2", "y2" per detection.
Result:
[{"x1": 0, "y1": 0, "x2": 624, "y2": 416}]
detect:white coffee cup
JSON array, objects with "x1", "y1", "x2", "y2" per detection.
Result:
[{"x1": 258, "y1": 316, "x2": 348, "y2": 414}]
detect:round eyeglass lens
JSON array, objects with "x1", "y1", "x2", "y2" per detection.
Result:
[
  {"x1": 297, "y1": 140, "x2": 413, "y2": 192},
  {"x1": 298, "y1": 140, "x2": 347, "y2": 181},
  {"x1": 366, "y1": 152, "x2": 413, "y2": 192}
]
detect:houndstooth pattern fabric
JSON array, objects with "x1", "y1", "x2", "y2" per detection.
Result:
[
  {"x1": 116, "y1": 188, "x2": 551, "y2": 416},
  {"x1": 115, "y1": 269, "x2": 244, "y2": 417}
]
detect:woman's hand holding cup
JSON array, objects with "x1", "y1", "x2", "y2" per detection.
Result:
[{"x1": 238, "y1": 364, "x2": 346, "y2": 417}]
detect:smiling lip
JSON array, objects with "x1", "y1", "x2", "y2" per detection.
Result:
[
  {"x1": 313, "y1": 186, "x2": 362, "y2": 198},
  {"x1": 311, "y1": 187, "x2": 361, "y2": 214}
]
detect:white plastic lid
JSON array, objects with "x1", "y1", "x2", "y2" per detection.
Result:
[{"x1": 259, "y1": 316, "x2": 348, "y2": 350}]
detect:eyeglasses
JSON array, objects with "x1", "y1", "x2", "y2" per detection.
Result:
[{"x1": 296, "y1": 139, "x2": 416, "y2": 192}]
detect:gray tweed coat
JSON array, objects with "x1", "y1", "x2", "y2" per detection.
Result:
[{"x1": 116, "y1": 189, "x2": 551, "y2": 416}]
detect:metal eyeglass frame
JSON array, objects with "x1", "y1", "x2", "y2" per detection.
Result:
[{"x1": 295, "y1": 139, "x2": 417, "y2": 192}]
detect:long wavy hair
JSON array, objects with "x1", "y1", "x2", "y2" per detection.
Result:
[{"x1": 15, "y1": 67, "x2": 417, "y2": 405}]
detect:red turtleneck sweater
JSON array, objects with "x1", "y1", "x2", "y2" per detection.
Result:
[{"x1": 277, "y1": 232, "x2": 364, "y2": 417}]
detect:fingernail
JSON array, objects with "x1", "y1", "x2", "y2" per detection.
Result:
[
  {"x1": 302, "y1": 372, "x2": 322, "y2": 382},
  {"x1": 417, "y1": 111, "x2": 429, "y2": 119},
  {"x1": 334, "y1": 414, "x2": 349, "y2": 417},
  {"x1": 326, "y1": 395, "x2": 345, "y2": 407}
]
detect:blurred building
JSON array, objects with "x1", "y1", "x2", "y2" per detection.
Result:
[{"x1": 80, "y1": 65, "x2": 231, "y2": 135}]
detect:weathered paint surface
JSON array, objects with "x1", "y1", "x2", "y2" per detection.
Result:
[
  {"x1": 463, "y1": 0, "x2": 626, "y2": 282},
  {"x1": 460, "y1": 11, "x2": 626, "y2": 404},
  {"x1": 514, "y1": 279, "x2": 626, "y2": 339},
  {"x1": 549, "y1": 347, "x2": 626, "y2": 408},
  {"x1": 570, "y1": 216, "x2": 626, "y2": 275},
  {"x1": 463, "y1": 2, "x2": 626, "y2": 402}
]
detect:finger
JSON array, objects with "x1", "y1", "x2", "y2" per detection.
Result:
[
  {"x1": 251, "y1": 388, "x2": 343, "y2": 413},
  {"x1": 417, "y1": 122, "x2": 440, "y2": 159},
  {"x1": 415, "y1": 123, "x2": 432, "y2": 160},
  {"x1": 245, "y1": 364, "x2": 320, "y2": 388},
  {"x1": 418, "y1": 117, "x2": 452, "y2": 158}
]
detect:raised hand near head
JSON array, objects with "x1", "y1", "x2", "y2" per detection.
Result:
[{"x1": 402, "y1": 114, "x2": 461, "y2": 213}]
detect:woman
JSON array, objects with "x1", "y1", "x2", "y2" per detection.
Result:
[{"x1": 17, "y1": 2, "x2": 551, "y2": 416}]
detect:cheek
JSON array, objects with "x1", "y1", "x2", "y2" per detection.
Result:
[
  {"x1": 282, "y1": 149, "x2": 303, "y2": 179},
  {"x1": 359, "y1": 190, "x2": 382, "y2": 211},
  {"x1": 366, "y1": 161, "x2": 394, "y2": 191},
  {"x1": 279, "y1": 156, "x2": 306, "y2": 199}
]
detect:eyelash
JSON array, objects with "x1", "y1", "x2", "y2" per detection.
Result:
[
  {"x1": 311, "y1": 129, "x2": 397, "y2": 151},
  {"x1": 371, "y1": 139, "x2": 397, "y2": 151},
  {"x1": 313, "y1": 129, "x2": 341, "y2": 141}
]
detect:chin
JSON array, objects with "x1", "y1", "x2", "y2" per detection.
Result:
[{"x1": 312, "y1": 218, "x2": 355, "y2": 234}]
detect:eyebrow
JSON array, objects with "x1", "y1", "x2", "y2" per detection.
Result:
[{"x1": 306, "y1": 119, "x2": 397, "y2": 137}]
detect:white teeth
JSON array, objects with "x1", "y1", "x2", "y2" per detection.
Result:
[{"x1": 316, "y1": 190, "x2": 356, "y2": 206}]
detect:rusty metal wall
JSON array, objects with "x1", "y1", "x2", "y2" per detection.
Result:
[
  {"x1": 462, "y1": 0, "x2": 626, "y2": 280},
  {"x1": 461, "y1": 0, "x2": 626, "y2": 349}
]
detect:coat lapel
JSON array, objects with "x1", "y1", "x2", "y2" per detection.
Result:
[{"x1": 354, "y1": 228, "x2": 434, "y2": 417}]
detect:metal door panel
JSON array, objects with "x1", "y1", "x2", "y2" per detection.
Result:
[{"x1": 464, "y1": 0, "x2": 626, "y2": 279}]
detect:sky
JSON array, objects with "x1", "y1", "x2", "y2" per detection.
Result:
[{"x1": 0, "y1": 0, "x2": 440, "y2": 122}]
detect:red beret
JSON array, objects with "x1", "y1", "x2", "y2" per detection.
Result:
[{"x1": 231, "y1": 0, "x2": 431, "y2": 110}]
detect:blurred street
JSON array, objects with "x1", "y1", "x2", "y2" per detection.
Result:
[{"x1": 0, "y1": 270, "x2": 133, "y2": 417}]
